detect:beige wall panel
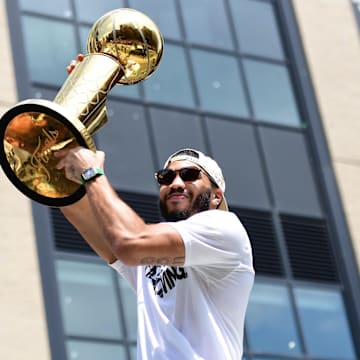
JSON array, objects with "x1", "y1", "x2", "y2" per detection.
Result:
[
  {"x1": 0, "y1": 0, "x2": 17, "y2": 105},
  {"x1": 0, "y1": 170, "x2": 50, "y2": 360},
  {"x1": 293, "y1": 0, "x2": 360, "y2": 162},
  {"x1": 293, "y1": 0, "x2": 360, "y2": 268},
  {"x1": 0, "y1": 0, "x2": 50, "y2": 359},
  {"x1": 334, "y1": 162, "x2": 360, "y2": 263}
]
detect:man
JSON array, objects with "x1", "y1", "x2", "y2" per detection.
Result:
[{"x1": 55, "y1": 146, "x2": 254, "y2": 359}]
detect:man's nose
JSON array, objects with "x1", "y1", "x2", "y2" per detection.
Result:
[{"x1": 169, "y1": 173, "x2": 186, "y2": 188}]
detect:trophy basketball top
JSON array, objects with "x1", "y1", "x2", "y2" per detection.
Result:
[{"x1": 87, "y1": 8, "x2": 164, "y2": 85}]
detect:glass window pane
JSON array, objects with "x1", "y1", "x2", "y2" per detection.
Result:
[
  {"x1": 180, "y1": 0, "x2": 233, "y2": 49},
  {"x1": 246, "y1": 283, "x2": 302, "y2": 355},
  {"x1": 19, "y1": 0, "x2": 73, "y2": 18},
  {"x1": 67, "y1": 340, "x2": 127, "y2": 360},
  {"x1": 22, "y1": 16, "x2": 77, "y2": 86},
  {"x1": 130, "y1": 345, "x2": 137, "y2": 360},
  {"x1": 74, "y1": 0, "x2": 126, "y2": 23},
  {"x1": 129, "y1": 0, "x2": 181, "y2": 40},
  {"x1": 260, "y1": 128, "x2": 322, "y2": 217},
  {"x1": 244, "y1": 60, "x2": 301, "y2": 126},
  {"x1": 56, "y1": 260, "x2": 123, "y2": 338},
  {"x1": 144, "y1": 44, "x2": 195, "y2": 108},
  {"x1": 229, "y1": 0, "x2": 285, "y2": 59},
  {"x1": 110, "y1": 81, "x2": 142, "y2": 100},
  {"x1": 118, "y1": 278, "x2": 137, "y2": 341},
  {"x1": 205, "y1": 118, "x2": 270, "y2": 209},
  {"x1": 96, "y1": 100, "x2": 158, "y2": 194},
  {"x1": 150, "y1": 108, "x2": 207, "y2": 167},
  {"x1": 192, "y1": 50, "x2": 249, "y2": 117},
  {"x1": 79, "y1": 25, "x2": 91, "y2": 54},
  {"x1": 294, "y1": 287, "x2": 356, "y2": 359}
]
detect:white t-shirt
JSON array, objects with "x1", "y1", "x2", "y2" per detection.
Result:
[{"x1": 110, "y1": 209, "x2": 254, "y2": 360}]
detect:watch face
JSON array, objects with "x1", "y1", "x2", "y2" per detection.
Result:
[{"x1": 82, "y1": 167, "x2": 97, "y2": 181}]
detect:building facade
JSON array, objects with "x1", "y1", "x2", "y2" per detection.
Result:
[{"x1": 1, "y1": 0, "x2": 359, "y2": 359}]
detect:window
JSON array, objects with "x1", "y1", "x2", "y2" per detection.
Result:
[
  {"x1": 260, "y1": 127, "x2": 322, "y2": 216},
  {"x1": 129, "y1": 0, "x2": 181, "y2": 40},
  {"x1": 95, "y1": 100, "x2": 157, "y2": 194},
  {"x1": 180, "y1": 0, "x2": 233, "y2": 49},
  {"x1": 294, "y1": 287, "x2": 356, "y2": 359},
  {"x1": 206, "y1": 118, "x2": 270, "y2": 209},
  {"x1": 245, "y1": 282, "x2": 302, "y2": 355},
  {"x1": 74, "y1": 0, "x2": 126, "y2": 23},
  {"x1": 191, "y1": 49, "x2": 249, "y2": 117},
  {"x1": 149, "y1": 107, "x2": 207, "y2": 166},
  {"x1": 19, "y1": 0, "x2": 73, "y2": 18},
  {"x1": 56, "y1": 260, "x2": 137, "y2": 359},
  {"x1": 244, "y1": 60, "x2": 301, "y2": 126},
  {"x1": 229, "y1": 0, "x2": 285, "y2": 59},
  {"x1": 144, "y1": 44, "x2": 195, "y2": 108},
  {"x1": 56, "y1": 260, "x2": 123, "y2": 338},
  {"x1": 22, "y1": 16, "x2": 76, "y2": 86}
]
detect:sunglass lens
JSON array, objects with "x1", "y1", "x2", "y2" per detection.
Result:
[
  {"x1": 180, "y1": 168, "x2": 201, "y2": 182},
  {"x1": 156, "y1": 169, "x2": 175, "y2": 185}
]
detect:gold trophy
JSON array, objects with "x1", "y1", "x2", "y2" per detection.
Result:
[{"x1": 0, "y1": 8, "x2": 163, "y2": 206}]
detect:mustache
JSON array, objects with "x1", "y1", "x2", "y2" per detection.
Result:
[{"x1": 168, "y1": 188, "x2": 186, "y2": 195}]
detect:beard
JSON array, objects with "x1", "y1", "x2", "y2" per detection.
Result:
[{"x1": 159, "y1": 189, "x2": 211, "y2": 222}]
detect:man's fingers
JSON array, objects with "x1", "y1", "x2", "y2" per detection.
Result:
[
  {"x1": 66, "y1": 56, "x2": 84, "y2": 74},
  {"x1": 53, "y1": 149, "x2": 67, "y2": 158}
]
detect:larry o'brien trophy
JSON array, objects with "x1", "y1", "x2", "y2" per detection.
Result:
[{"x1": 0, "y1": 8, "x2": 163, "y2": 207}]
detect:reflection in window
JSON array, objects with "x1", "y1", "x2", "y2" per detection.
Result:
[
  {"x1": 144, "y1": 44, "x2": 195, "y2": 108},
  {"x1": 67, "y1": 340, "x2": 127, "y2": 360},
  {"x1": 56, "y1": 260, "x2": 123, "y2": 339},
  {"x1": 229, "y1": 0, "x2": 284, "y2": 59},
  {"x1": 74, "y1": 0, "x2": 126, "y2": 23},
  {"x1": 19, "y1": 0, "x2": 73, "y2": 18},
  {"x1": 246, "y1": 283, "x2": 302, "y2": 355},
  {"x1": 244, "y1": 60, "x2": 301, "y2": 127},
  {"x1": 294, "y1": 287, "x2": 356, "y2": 360},
  {"x1": 129, "y1": 0, "x2": 181, "y2": 40},
  {"x1": 180, "y1": 0, "x2": 233, "y2": 49},
  {"x1": 191, "y1": 49, "x2": 249, "y2": 117},
  {"x1": 22, "y1": 16, "x2": 76, "y2": 86}
]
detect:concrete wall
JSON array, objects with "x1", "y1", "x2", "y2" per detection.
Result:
[
  {"x1": 0, "y1": 0, "x2": 50, "y2": 359},
  {"x1": 293, "y1": 0, "x2": 360, "y2": 269}
]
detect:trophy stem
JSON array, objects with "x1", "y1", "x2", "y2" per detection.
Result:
[
  {"x1": 84, "y1": 104, "x2": 108, "y2": 135},
  {"x1": 53, "y1": 54, "x2": 122, "y2": 134}
]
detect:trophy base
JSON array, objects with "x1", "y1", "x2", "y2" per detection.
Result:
[{"x1": 0, "y1": 99, "x2": 96, "y2": 207}]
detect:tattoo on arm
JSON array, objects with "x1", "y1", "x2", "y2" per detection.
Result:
[{"x1": 140, "y1": 256, "x2": 185, "y2": 266}]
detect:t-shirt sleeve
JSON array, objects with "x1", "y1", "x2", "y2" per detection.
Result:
[
  {"x1": 167, "y1": 210, "x2": 254, "y2": 272},
  {"x1": 109, "y1": 260, "x2": 137, "y2": 291}
]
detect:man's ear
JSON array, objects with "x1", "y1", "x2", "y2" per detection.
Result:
[{"x1": 211, "y1": 187, "x2": 223, "y2": 209}]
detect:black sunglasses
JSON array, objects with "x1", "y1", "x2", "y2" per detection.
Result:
[{"x1": 154, "y1": 167, "x2": 202, "y2": 186}]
